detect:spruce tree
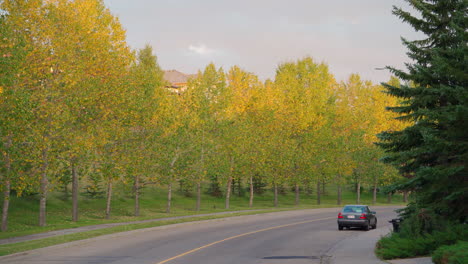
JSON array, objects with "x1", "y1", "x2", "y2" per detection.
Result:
[{"x1": 378, "y1": 0, "x2": 467, "y2": 222}]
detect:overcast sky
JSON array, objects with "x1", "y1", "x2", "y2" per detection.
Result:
[{"x1": 103, "y1": 0, "x2": 422, "y2": 83}]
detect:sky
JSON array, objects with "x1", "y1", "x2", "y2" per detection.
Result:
[{"x1": 103, "y1": 0, "x2": 423, "y2": 83}]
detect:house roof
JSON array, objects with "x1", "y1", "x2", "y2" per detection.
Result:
[{"x1": 163, "y1": 70, "x2": 196, "y2": 85}]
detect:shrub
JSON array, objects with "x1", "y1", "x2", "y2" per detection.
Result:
[
  {"x1": 432, "y1": 241, "x2": 468, "y2": 264},
  {"x1": 397, "y1": 207, "x2": 447, "y2": 236},
  {"x1": 206, "y1": 175, "x2": 223, "y2": 198},
  {"x1": 252, "y1": 176, "x2": 267, "y2": 195},
  {"x1": 376, "y1": 222, "x2": 467, "y2": 260},
  {"x1": 178, "y1": 179, "x2": 194, "y2": 198}
]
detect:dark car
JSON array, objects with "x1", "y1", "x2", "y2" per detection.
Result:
[{"x1": 337, "y1": 205, "x2": 377, "y2": 231}]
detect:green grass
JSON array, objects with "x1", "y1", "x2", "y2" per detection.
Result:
[{"x1": 0, "y1": 184, "x2": 405, "y2": 256}]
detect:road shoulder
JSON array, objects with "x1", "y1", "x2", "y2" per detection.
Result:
[
  {"x1": 327, "y1": 225, "x2": 433, "y2": 264},
  {"x1": 327, "y1": 225, "x2": 391, "y2": 264}
]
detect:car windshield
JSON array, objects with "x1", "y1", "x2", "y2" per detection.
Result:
[{"x1": 342, "y1": 206, "x2": 365, "y2": 213}]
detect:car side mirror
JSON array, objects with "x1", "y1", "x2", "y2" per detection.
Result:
[{"x1": 371, "y1": 211, "x2": 376, "y2": 214}]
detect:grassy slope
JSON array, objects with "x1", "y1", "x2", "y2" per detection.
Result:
[
  {"x1": 0, "y1": 184, "x2": 405, "y2": 256},
  {"x1": 2, "y1": 184, "x2": 404, "y2": 240}
]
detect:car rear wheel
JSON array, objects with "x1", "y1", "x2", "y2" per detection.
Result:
[
  {"x1": 363, "y1": 221, "x2": 370, "y2": 231},
  {"x1": 338, "y1": 225, "x2": 343, "y2": 230}
]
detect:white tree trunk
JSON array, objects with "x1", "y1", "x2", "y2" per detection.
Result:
[
  {"x1": 39, "y1": 148, "x2": 49, "y2": 226},
  {"x1": 72, "y1": 162, "x2": 79, "y2": 222},
  {"x1": 105, "y1": 180, "x2": 112, "y2": 219}
]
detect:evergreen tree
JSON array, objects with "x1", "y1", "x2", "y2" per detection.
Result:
[{"x1": 378, "y1": 0, "x2": 467, "y2": 222}]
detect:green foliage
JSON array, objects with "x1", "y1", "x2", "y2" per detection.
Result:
[
  {"x1": 252, "y1": 176, "x2": 268, "y2": 195},
  {"x1": 432, "y1": 241, "x2": 468, "y2": 264},
  {"x1": 232, "y1": 178, "x2": 245, "y2": 197},
  {"x1": 376, "y1": 223, "x2": 467, "y2": 260},
  {"x1": 82, "y1": 173, "x2": 105, "y2": 199},
  {"x1": 178, "y1": 179, "x2": 194, "y2": 198},
  {"x1": 378, "y1": 0, "x2": 468, "y2": 222},
  {"x1": 396, "y1": 206, "x2": 448, "y2": 235},
  {"x1": 206, "y1": 174, "x2": 223, "y2": 198}
]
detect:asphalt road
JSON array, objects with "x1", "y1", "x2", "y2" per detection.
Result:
[{"x1": 1, "y1": 206, "x2": 401, "y2": 264}]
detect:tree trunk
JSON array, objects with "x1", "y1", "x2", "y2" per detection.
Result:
[
  {"x1": 372, "y1": 182, "x2": 377, "y2": 205},
  {"x1": 105, "y1": 180, "x2": 112, "y2": 219},
  {"x1": 249, "y1": 175, "x2": 254, "y2": 208},
  {"x1": 295, "y1": 183, "x2": 300, "y2": 206},
  {"x1": 134, "y1": 175, "x2": 140, "y2": 217},
  {"x1": 237, "y1": 178, "x2": 242, "y2": 197},
  {"x1": 197, "y1": 133, "x2": 204, "y2": 212},
  {"x1": 356, "y1": 181, "x2": 361, "y2": 204},
  {"x1": 322, "y1": 181, "x2": 326, "y2": 195},
  {"x1": 1, "y1": 180, "x2": 10, "y2": 232},
  {"x1": 1, "y1": 137, "x2": 12, "y2": 231},
  {"x1": 39, "y1": 148, "x2": 49, "y2": 227},
  {"x1": 167, "y1": 149, "x2": 179, "y2": 214},
  {"x1": 337, "y1": 184, "x2": 342, "y2": 205},
  {"x1": 196, "y1": 182, "x2": 201, "y2": 211},
  {"x1": 273, "y1": 182, "x2": 278, "y2": 207},
  {"x1": 225, "y1": 176, "x2": 232, "y2": 209},
  {"x1": 387, "y1": 192, "x2": 392, "y2": 203},
  {"x1": 316, "y1": 180, "x2": 321, "y2": 205},
  {"x1": 71, "y1": 162, "x2": 79, "y2": 222},
  {"x1": 166, "y1": 182, "x2": 172, "y2": 213},
  {"x1": 225, "y1": 156, "x2": 234, "y2": 210},
  {"x1": 403, "y1": 191, "x2": 409, "y2": 203}
]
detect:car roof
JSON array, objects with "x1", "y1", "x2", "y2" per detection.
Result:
[{"x1": 343, "y1": 205, "x2": 368, "y2": 207}]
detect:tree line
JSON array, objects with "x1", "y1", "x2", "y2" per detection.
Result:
[{"x1": 0, "y1": 0, "x2": 407, "y2": 231}]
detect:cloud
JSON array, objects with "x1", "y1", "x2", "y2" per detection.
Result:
[
  {"x1": 188, "y1": 44, "x2": 215, "y2": 55},
  {"x1": 350, "y1": 17, "x2": 361, "y2": 25}
]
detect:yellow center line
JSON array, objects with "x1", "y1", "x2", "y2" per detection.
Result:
[{"x1": 156, "y1": 216, "x2": 335, "y2": 264}]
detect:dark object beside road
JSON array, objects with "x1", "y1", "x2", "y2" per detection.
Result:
[{"x1": 388, "y1": 218, "x2": 403, "y2": 232}]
